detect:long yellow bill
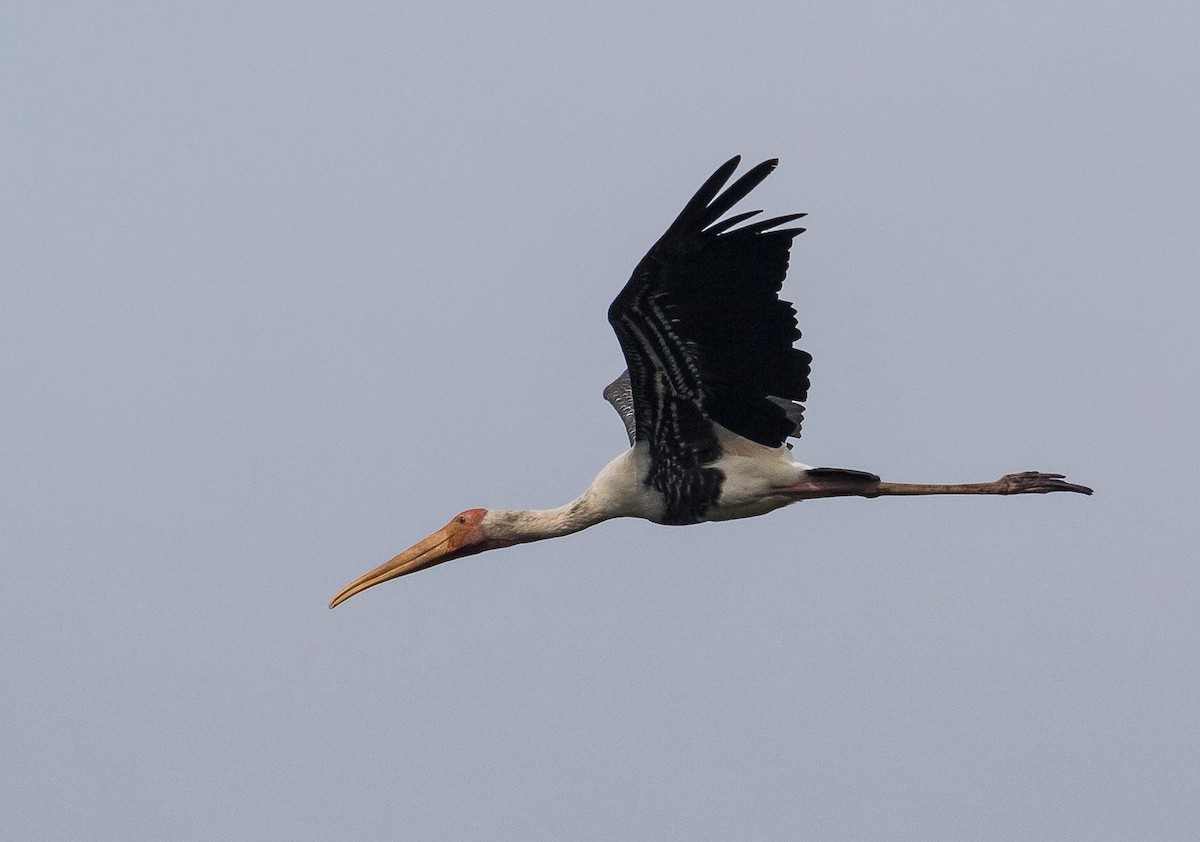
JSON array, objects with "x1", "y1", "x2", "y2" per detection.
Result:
[{"x1": 329, "y1": 524, "x2": 459, "y2": 608}]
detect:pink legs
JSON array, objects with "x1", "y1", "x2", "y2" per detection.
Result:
[
  {"x1": 872, "y1": 471, "x2": 1093, "y2": 497},
  {"x1": 778, "y1": 469, "x2": 1093, "y2": 500}
]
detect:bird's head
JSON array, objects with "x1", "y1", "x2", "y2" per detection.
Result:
[{"x1": 329, "y1": 508, "x2": 514, "y2": 608}]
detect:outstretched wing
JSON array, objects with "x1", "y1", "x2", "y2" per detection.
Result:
[{"x1": 607, "y1": 157, "x2": 811, "y2": 523}]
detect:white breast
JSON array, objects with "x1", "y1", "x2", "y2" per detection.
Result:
[{"x1": 586, "y1": 443, "x2": 669, "y2": 522}]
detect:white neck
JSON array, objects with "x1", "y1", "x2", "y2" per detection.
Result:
[{"x1": 482, "y1": 492, "x2": 612, "y2": 545}]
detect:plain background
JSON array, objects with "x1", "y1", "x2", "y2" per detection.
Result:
[{"x1": 3, "y1": 2, "x2": 1197, "y2": 839}]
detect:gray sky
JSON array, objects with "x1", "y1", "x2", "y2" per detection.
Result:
[{"x1": 3, "y1": 2, "x2": 1198, "y2": 839}]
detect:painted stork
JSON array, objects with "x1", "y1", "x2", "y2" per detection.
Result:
[{"x1": 329, "y1": 157, "x2": 1091, "y2": 608}]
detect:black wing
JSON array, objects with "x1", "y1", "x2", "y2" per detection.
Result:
[{"x1": 607, "y1": 157, "x2": 811, "y2": 523}]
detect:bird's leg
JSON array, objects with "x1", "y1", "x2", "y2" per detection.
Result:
[
  {"x1": 869, "y1": 471, "x2": 1093, "y2": 497},
  {"x1": 778, "y1": 469, "x2": 1092, "y2": 500},
  {"x1": 777, "y1": 467, "x2": 883, "y2": 499}
]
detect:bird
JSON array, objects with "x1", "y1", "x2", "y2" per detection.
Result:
[{"x1": 329, "y1": 156, "x2": 1091, "y2": 608}]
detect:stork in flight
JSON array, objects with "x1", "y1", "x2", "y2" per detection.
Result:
[{"x1": 330, "y1": 157, "x2": 1091, "y2": 608}]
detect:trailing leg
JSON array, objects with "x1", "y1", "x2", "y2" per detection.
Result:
[
  {"x1": 870, "y1": 471, "x2": 1093, "y2": 497},
  {"x1": 776, "y1": 469, "x2": 1092, "y2": 501}
]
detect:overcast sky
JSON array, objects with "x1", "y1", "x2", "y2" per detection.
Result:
[{"x1": 3, "y1": 2, "x2": 1198, "y2": 839}]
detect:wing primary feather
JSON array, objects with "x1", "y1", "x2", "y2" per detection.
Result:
[
  {"x1": 732, "y1": 213, "x2": 808, "y2": 236},
  {"x1": 699, "y1": 159, "x2": 779, "y2": 225},
  {"x1": 705, "y1": 209, "x2": 762, "y2": 235},
  {"x1": 668, "y1": 156, "x2": 743, "y2": 229}
]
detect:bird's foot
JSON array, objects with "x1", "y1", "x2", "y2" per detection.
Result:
[{"x1": 995, "y1": 471, "x2": 1093, "y2": 496}]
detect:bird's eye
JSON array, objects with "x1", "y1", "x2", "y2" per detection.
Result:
[{"x1": 457, "y1": 516, "x2": 467, "y2": 524}]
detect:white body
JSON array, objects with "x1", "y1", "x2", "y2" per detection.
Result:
[
  {"x1": 591, "y1": 426, "x2": 810, "y2": 524},
  {"x1": 483, "y1": 426, "x2": 813, "y2": 545}
]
